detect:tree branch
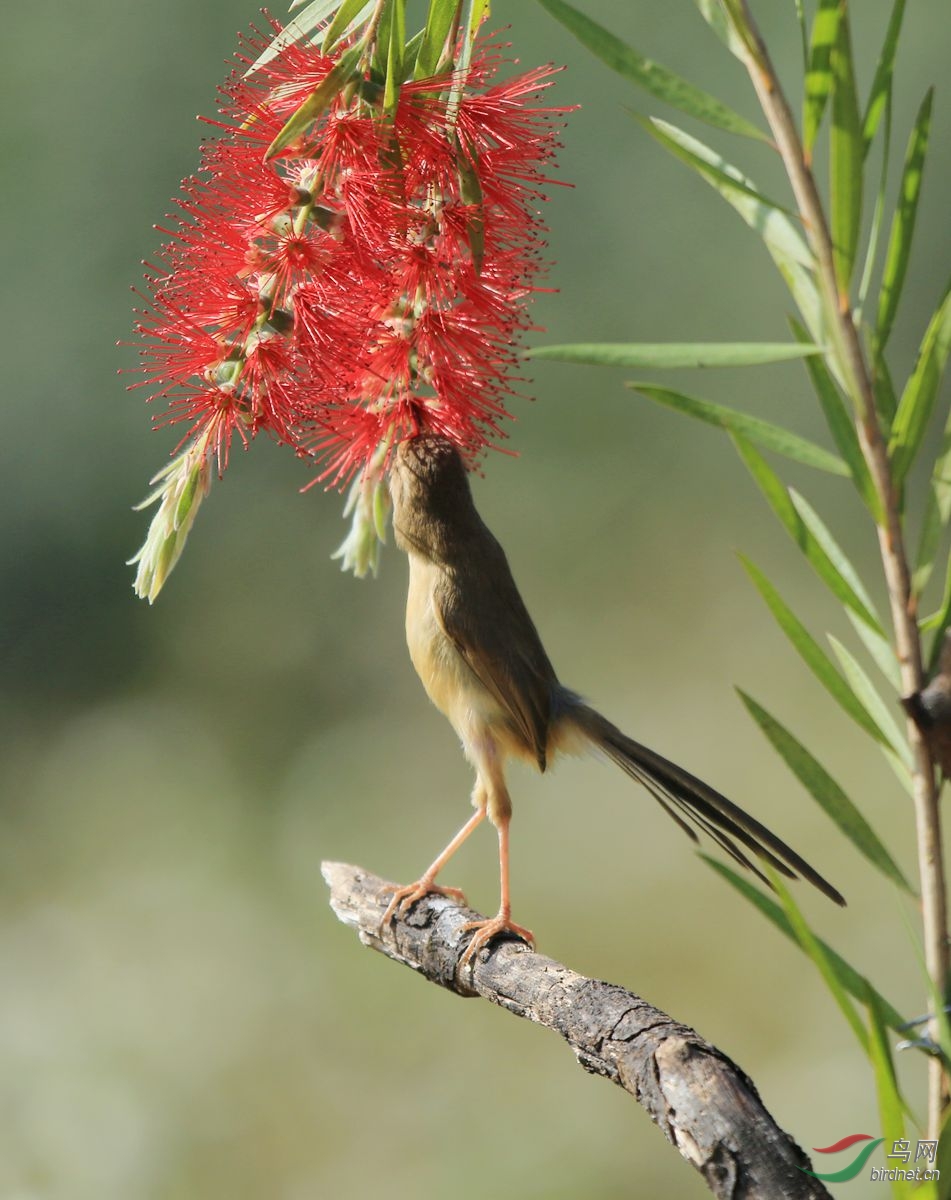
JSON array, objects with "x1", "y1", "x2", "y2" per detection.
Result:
[
  {"x1": 323, "y1": 861, "x2": 833, "y2": 1200},
  {"x1": 731, "y1": 0, "x2": 948, "y2": 1136}
]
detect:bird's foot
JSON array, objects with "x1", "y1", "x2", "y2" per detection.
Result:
[
  {"x1": 379, "y1": 877, "x2": 467, "y2": 926},
  {"x1": 459, "y1": 912, "x2": 535, "y2": 966}
]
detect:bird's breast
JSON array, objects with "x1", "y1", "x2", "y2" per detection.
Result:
[{"x1": 404, "y1": 553, "x2": 505, "y2": 738}]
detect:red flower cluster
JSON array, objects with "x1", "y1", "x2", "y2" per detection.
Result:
[{"x1": 133, "y1": 23, "x2": 567, "y2": 488}]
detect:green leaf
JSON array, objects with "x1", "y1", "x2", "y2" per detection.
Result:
[
  {"x1": 914, "y1": 410, "x2": 951, "y2": 596},
  {"x1": 245, "y1": 0, "x2": 343, "y2": 74},
  {"x1": 769, "y1": 869, "x2": 869, "y2": 1051},
  {"x1": 538, "y1": 0, "x2": 766, "y2": 140},
  {"x1": 794, "y1": 0, "x2": 808, "y2": 68},
  {"x1": 830, "y1": 9, "x2": 863, "y2": 293},
  {"x1": 866, "y1": 993, "x2": 914, "y2": 1200},
  {"x1": 733, "y1": 436, "x2": 882, "y2": 628},
  {"x1": 636, "y1": 118, "x2": 809, "y2": 264},
  {"x1": 740, "y1": 556, "x2": 888, "y2": 745},
  {"x1": 528, "y1": 342, "x2": 825, "y2": 369},
  {"x1": 637, "y1": 117, "x2": 826, "y2": 344},
  {"x1": 856, "y1": 85, "x2": 892, "y2": 325},
  {"x1": 738, "y1": 690, "x2": 912, "y2": 892},
  {"x1": 828, "y1": 635, "x2": 912, "y2": 766},
  {"x1": 322, "y1": 0, "x2": 373, "y2": 52},
  {"x1": 889, "y1": 280, "x2": 951, "y2": 485},
  {"x1": 846, "y1": 609, "x2": 902, "y2": 692},
  {"x1": 382, "y1": 0, "x2": 406, "y2": 114},
  {"x1": 862, "y1": 0, "x2": 907, "y2": 154},
  {"x1": 693, "y1": 0, "x2": 747, "y2": 60},
  {"x1": 877, "y1": 89, "x2": 934, "y2": 349},
  {"x1": 872, "y1": 344, "x2": 899, "y2": 431},
  {"x1": 707, "y1": 857, "x2": 906, "y2": 1031},
  {"x1": 465, "y1": 0, "x2": 489, "y2": 43},
  {"x1": 415, "y1": 0, "x2": 458, "y2": 78},
  {"x1": 401, "y1": 27, "x2": 425, "y2": 77},
  {"x1": 917, "y1": 489, "x2": 951, "y2": 600},
  {"x1": 802, "y1": 0, "x2": 840, "y2": 160},
  {"x1": 630, "y1": 385, "x2": 847, "y2": 474},
  {"x1": 937, "y1": 1113, "x2": 951, "y2": 1200},
  {"x1": 265, "y1": 44, "x2": 363, "y2": 159},
  {"x1": 789, "y1": 317, "x2": 879, "y2": 516},
  {"x1": 457, "y1": 150, "x2": 485, "y2": 274},
  {"x1": 924, "y1": 554, "x2": 951, "y2": 673},
  {"x1": 789, "y1": 487, "x2": 882, "y2": 628}
]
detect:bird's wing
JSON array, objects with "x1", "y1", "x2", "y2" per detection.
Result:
[{"x1": 434, "y1": 542, "x2": 556, "y2": 771}]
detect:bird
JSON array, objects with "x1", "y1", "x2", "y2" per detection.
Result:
[{"x1": 381, "y1": 433, "x2": 845, "y2": 964}]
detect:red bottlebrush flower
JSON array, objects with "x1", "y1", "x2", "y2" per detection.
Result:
[{"x1": 129, "y1": 17, "x2": 570, "y2": 597}]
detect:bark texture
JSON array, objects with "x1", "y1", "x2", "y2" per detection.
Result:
[{"x1": 322, "y1": 861, "x2": 833, "y2": 1200}]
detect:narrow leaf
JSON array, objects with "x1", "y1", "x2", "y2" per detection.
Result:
[
  {"x1": 877, "y1": 89, "x2": 934, "y2": 349},
  {"x1": 465, "y1": 0, "x2": 489, "y2": 43},
  {"x1": 830, "y1": 10, "x2": 863, "y2": 293},
  {"x1": 637, "y1": 118, "x2": 810, "y2": 265},
  {"x1": 789, "y1": 317, "x2": 879, "y2": 516},
  {"x1": 245, "y1": 0, "x2": 342, "y2": 74},
  {"x1": 457, "y1": 150, "x2": 485, "y2": 274},
  {"x1": 733, "y1": 435, "x2": 881, "y2": 628},
  {"x1": 706, "y1": 857, "x2": 906, "y2": 1030},
  {"x1": 694, "y1": 0, "x2": 747, "y2": 61},
  {"x1": 829, "y1": 635, "x2": 912, "y2": 766},
  {"x1": 401, "y1": 27, "x2": 425, "y2": 77},
  {"x1": 322, "y1": 0, "x2": 372, "y2": 52},
  {"x1": 637, "y1": 117, "x2": 826, "y2": 344},
  {"x1": 528, "y1": 342, "x2": 825, "y2": 369},
  {"x1": 415, "y1": 0, "x2": 458, "y2": 78},
  {"x1": 846, "y1": 609, "x2": 902, "y2": 692},
  {"x1": 738, "y1": 690, "x2": 912, "y2": 892},
  {"x1": 770, "y1": 869, "x2": 868, "y2": 1051},
  {"x1": 740, "y1": 556, "x2": 888, "y2": 745},
  {"x1": 856, "y1": 96, "x2": 891, "y2": 328},
  {"x1": 631, "y1": 385, "x2": 847, "y2": 474},
  {"x1": 382, "y1": 0, "x2": 406, "y2": 115},
  {"x1": 889, "y1": 280, "x2": 951, "y2": 485},
  {"x1": 538, "y1": 0, "x2": 766, "y2": 140},
  {"x1": 872, "y1": 344, "x2": 898, "y2": 430},
  {"x1": 938, "y1": 1112, "x2": 951, "y2": 1200},
  {"x1": 265, "y1": 45, "x2": 363, "y2": 159},
  {"x1": 883, "y1": 745, "x2": 916, "y2": 798},
  {"x1": 924, "y1": 554, "x2": 951, "y2": 673},
  {"x1": 914, "y1": 412, "x2": 951, "y2": 597},
  {"x1": 802, "y1": 0, "x2": 840, "y2": 160},
  {"x1": 866, "y1": 994, "x2": 913, "y2": 1200},
  {"x1": 789, "y1": 487, "x2": 882, "y2": 628},
  {"x1": 862, "y1": 0, "x2": 907, "y2": 153}
]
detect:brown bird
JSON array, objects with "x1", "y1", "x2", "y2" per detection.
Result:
[{"x1": 383, "y1": 434, "x2": 844, "y2": 964}]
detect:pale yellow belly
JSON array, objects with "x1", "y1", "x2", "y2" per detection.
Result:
[{"x1": 405, "y1": 554, "x2": 509, "y2": 745}]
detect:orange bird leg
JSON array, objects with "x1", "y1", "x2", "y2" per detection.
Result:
[
  {"x1": 459, "y1": 812, "x2": 534, "y2": 966},
  {"x1": 380, "y1": 806, "x2": 486, "y2": 925}
]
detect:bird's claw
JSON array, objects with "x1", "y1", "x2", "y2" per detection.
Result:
[
  {"x1": 379, "y1": 878, "x2": 467, "y2": 927},
  {"x1": 459, "y1": 914, "x2": 535, "y2": 966}
]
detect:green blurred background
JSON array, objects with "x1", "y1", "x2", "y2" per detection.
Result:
[{"x1": 3, "y1": 2, "x2": 950, "y2": 1196}]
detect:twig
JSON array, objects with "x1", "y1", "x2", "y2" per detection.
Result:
[
  {"x1": 731, "y1": 0, "x2": 948, "y2": 1136},
  {"x1": 323, "y1": 861, "x2": 833, "y2": 1200}
]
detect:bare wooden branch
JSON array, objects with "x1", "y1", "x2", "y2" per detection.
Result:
[{"x1": 323, "y1": 861, "x2": 832, "y2": 1200}]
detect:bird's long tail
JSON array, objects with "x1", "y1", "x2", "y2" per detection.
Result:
[{"x1": 569, "y1": 702, "x2": 845, "y2": 906}]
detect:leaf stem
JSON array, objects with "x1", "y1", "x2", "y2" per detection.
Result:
[{"x1": 731, "y1": 0, "x2": 948, "y2": 1136}]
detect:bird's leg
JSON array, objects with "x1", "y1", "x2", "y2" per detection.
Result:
[
  {"x1": 459, "y1": 811, "x2": 535, "y2": 966},
  {"x1": 380, "y1": 805, "x2": 486, "y2": 925}
]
